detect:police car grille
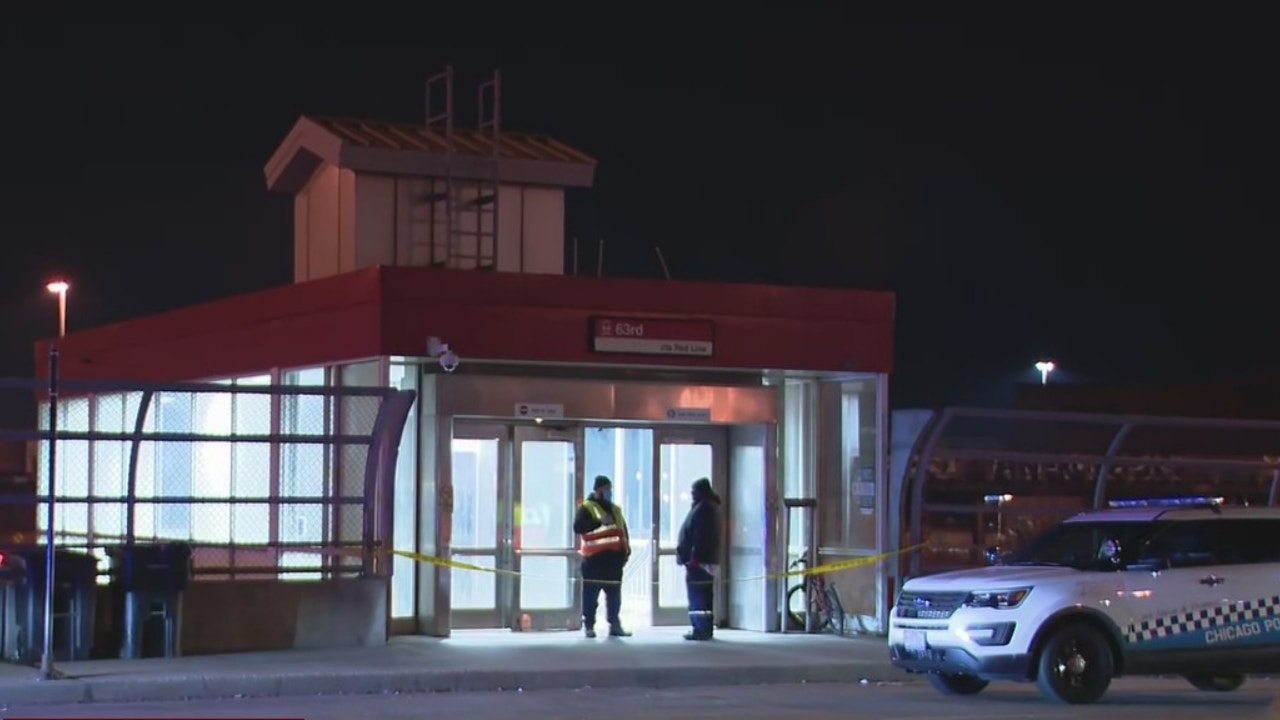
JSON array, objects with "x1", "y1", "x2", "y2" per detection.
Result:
[{"x1": 896, "y1": 591, "x2": 967, "y2": 619}]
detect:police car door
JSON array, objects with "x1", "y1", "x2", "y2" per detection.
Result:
[{"x1": 1120, "y1": 519, "x2": 1246, "y2": 665}]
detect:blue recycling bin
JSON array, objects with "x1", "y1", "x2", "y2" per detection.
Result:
[
  {"x1": 0, "y1": 547, "x2": 99, "y2": 663},
  {"x1": 0, "y1": 550, "x2": 24, "y2": 661},
  {"x1": 107, "y1": 543, "x2": 193, "y2": 659}
]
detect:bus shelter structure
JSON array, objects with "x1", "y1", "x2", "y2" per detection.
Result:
[{"x1": 893, "y1": 406, "x2": 1280, "y2": 584}]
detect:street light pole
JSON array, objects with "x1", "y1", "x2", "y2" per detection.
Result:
[
  {"x1": 40, "y1": 280, "x2": 69, "y2": 681},
  {"x1": 55, "y1": 292, "x2": 66, "y2": 339}
]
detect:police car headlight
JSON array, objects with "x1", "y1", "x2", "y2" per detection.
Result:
[{"x1": 963, "y1": 587, "x2": 1031, "y2": 609}]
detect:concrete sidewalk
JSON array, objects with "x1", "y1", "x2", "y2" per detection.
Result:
[{"x1": 0, "y1": 629, "x2": 908, "y2": 708}]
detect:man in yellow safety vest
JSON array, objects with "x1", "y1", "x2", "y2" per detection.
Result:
[{"x1": 573, "y1": 475, "x2": 632, "y2": 638}]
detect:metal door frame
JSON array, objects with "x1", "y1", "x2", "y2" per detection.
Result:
[
  {"x1": 448, "y1": 421, "x2": 511, "y2": 630},
  {"x1": 652, "y1": 426, "x2": 729, "y2": 626},
  {"x1": 512, "y1": 423, "x2": 586, "y2": 630}
]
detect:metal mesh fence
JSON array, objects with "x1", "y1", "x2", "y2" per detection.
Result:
[{"x1": 0, "y1": 377, "x2": 414, "y2": 583}]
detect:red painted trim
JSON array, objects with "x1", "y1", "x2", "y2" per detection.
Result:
[{"x1": 36, "y1": 266, "x2": 894, "y2": 382}]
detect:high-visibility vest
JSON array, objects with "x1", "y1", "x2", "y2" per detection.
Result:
[{"x1": 579, "y1": 500, "x2": 628, "y2": 557}]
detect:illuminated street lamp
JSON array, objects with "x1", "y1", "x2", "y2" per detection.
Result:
[
  {"x1": 1034, "y1": 360, "x2": 1056, "y2": 385},
  {"x1": 39, "y1": 278, "x2": 69, "y2": 680},
  {"x1": 46, "y1": 280, "x2": 69, "y2": 338}
]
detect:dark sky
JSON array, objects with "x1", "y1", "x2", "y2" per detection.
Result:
[{"x1": 1, "y1": 8, "x2": 1277, "y2": 408}]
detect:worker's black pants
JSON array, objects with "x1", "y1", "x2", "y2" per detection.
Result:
[
  {"x1": 685, "y1": 565, "x2": 715, "y2": 637},
  {"x1": 581, "y1": 557, "x2": 624, "y2": 629}
]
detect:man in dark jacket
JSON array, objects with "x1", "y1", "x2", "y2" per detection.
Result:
[
  {"x1": 676, "y1": 477, "x2": 721, "y2": 641},
  {"x1": 573, "y1": 475, "x2": 632, "y2": 638}
]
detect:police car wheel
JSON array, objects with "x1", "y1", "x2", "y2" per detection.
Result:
[
  {"x1": 1185, "y1": 674, "x2": 1246, "y2": 692},
  {"x1": 926, "y1": 672, "x2": 989, "y2": 696},
  {"x1": 1035, "y1": 623, "x2": 1114, "y2": 705}
]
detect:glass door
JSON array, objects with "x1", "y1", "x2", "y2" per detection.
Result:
[
  {"x1": 512, "y1": 424, "x2": 584, "y2": 630},
  {"x1": 583, "y1": 426, "x2": 656, "y2": 630},
  {"x1": 653, "y1": 427, "x2": 725, "y2": 626},
  {"x1": 449, "y1": 422, "x2": 507, "y2": 629}
]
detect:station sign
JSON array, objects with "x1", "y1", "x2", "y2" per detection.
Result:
[
  {"x1": 514, "y1": 402, "x2": 565, "y2": 419},
  {"x1": 590, "y1": 317, "x2": 715, "y2": 357},
  {"x1": 666, "y1": 407, "x2": 712, "y2": 422}
]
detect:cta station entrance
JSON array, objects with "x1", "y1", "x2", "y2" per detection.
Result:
[
  {"x1": 403, "y1": 372, "x2": 779, "y2": 637},
  {"x1": 449, "y1": 421, "x2": 726, "y2": 631}
]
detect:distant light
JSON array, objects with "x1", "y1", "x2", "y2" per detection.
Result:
[
  {"x1": 984, "y1": 494, "x2": 1014, "y2": 505},
  {"x1": 1034, "y1": 360, "x2": 1056, "y2": 385},
  {"x1": 46, "y1": 280, "x2": 69, "y2": 295}
]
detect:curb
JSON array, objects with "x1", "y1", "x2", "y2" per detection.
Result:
[{"x1": 0, "y1": 661, "x2": 918, "y2": 708}]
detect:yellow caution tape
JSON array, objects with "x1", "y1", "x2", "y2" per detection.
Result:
[
  {"x1": 389, "y1": 548, "x2": 523, "y2": 577},
  {"x1": 1, "y1": 532, "x2": 928, "y2": 587},
  {"x1": 385, "y1": 542, "x2": 929, "y2": 586}
]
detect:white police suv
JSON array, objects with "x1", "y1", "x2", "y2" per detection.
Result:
[{"x1": 889, "y1": 497, "x2": 1280, "y2": 704}]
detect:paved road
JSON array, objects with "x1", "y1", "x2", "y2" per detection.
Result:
[{"x1": 4, "y1": 678, "x2": 1278, "y2": 719}]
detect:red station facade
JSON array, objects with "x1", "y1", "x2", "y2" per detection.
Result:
[{"x1": 31, "y1": 85, "x2": 896, "y2": 649}]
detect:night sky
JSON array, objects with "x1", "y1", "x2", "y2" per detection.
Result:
[{"x1": 2, "y1": 9, "x2": 1276, "y2": 410}]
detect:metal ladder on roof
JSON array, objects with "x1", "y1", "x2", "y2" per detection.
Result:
[{"x1": 416, "y1": 66, "x2": 501, "y2": 271}]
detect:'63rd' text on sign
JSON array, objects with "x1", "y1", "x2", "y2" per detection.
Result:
[{"x1": 590, "y1": 317, "x2": 715, "y2": 358}]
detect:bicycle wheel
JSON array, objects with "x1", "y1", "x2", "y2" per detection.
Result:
[
  {"x1": 786, "y1": 583, "x2": 808, "y2": 629},
  {"x1": 821, "y1": 584, "x2": 845, "y2": 634}
]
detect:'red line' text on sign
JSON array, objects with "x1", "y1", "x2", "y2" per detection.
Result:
[{"x1": 590, "y1": 317, "x2": 715, "y2": 358}]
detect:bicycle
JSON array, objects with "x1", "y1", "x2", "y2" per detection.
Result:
[{"x1": 785, "y1": 556, "x2": 846, "y2": 634}]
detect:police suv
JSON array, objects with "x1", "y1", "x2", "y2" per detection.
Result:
[{"x1": 889, "y1": 497, "x2": 1280, "y2": 704}]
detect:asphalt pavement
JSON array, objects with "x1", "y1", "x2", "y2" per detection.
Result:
[{"x1": 3, "y1": 678, "x2": 1277, "y2": 720}]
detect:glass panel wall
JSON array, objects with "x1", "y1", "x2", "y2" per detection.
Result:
[
  {"x1": 781, "y1": 380, "x2": 817, "y2": 557},
  {"x1": 280, "y1": 367, "x2": 329, "y2": 580},
  {"x1": 388, "y1": 360, "x2": 419, "y2": 620},
  {"x1": 34, "y1": 364, "x2": 403, "y2": 583},
  {"x1": 813, "y1": 377, "x2": 884, "y2": 623},
  {"x1": 334, "y1": 361, "x2": 384, "y2": 553},
  {"x1": 231, "y1": 374, "x2": 272, "y2": 550}
]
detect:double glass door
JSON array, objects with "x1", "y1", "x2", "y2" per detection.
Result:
[
  {"x1": 448, "y1": 421, "x2": 724, "y2": 631},
  {"x1": 449, "y1": 423, "x2": 583, "y2": 630},
  {"x1": 584, "y1": 426, "x2": 725, "y2": 628}
]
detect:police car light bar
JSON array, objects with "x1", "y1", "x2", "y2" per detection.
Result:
[{"x1": 1107, "y1": 496, "x2": 1225, "y2": 509}]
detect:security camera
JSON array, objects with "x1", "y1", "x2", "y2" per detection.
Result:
[
  {"x1": 439, "y1": 348, "x2": 460, "y2": 373},
  {"x1": 427, "y1": 336, "x2": 460, "y2": 373}
]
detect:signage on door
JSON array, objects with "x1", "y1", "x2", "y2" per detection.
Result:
[
  {"x1": 666, "y1": 407, "x2": 712, "y2": 422},
  {"x1": 514, "y1": 402, "x2": 565, "y2": 419},
  {"x1": 856, "y1": 466, "x2": 876, "y2": 515},
  {"x1": 590, "y1": 316, "x2": 715, "y2": 357}
]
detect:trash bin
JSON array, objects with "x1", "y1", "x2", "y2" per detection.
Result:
[
  {"x1": 107, "y1": 543, "x2": 193, "y2": 659},
  {"x1": 0, "y1": 547, "x2": 99, "y2": 663},
  {"x1": 0, "y1": 550, "x2": 25, "y2": 661}
]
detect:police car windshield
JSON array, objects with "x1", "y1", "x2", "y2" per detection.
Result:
[{"x1": 1004, "y1": 521, "x2": 1154, "y2": 571}]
